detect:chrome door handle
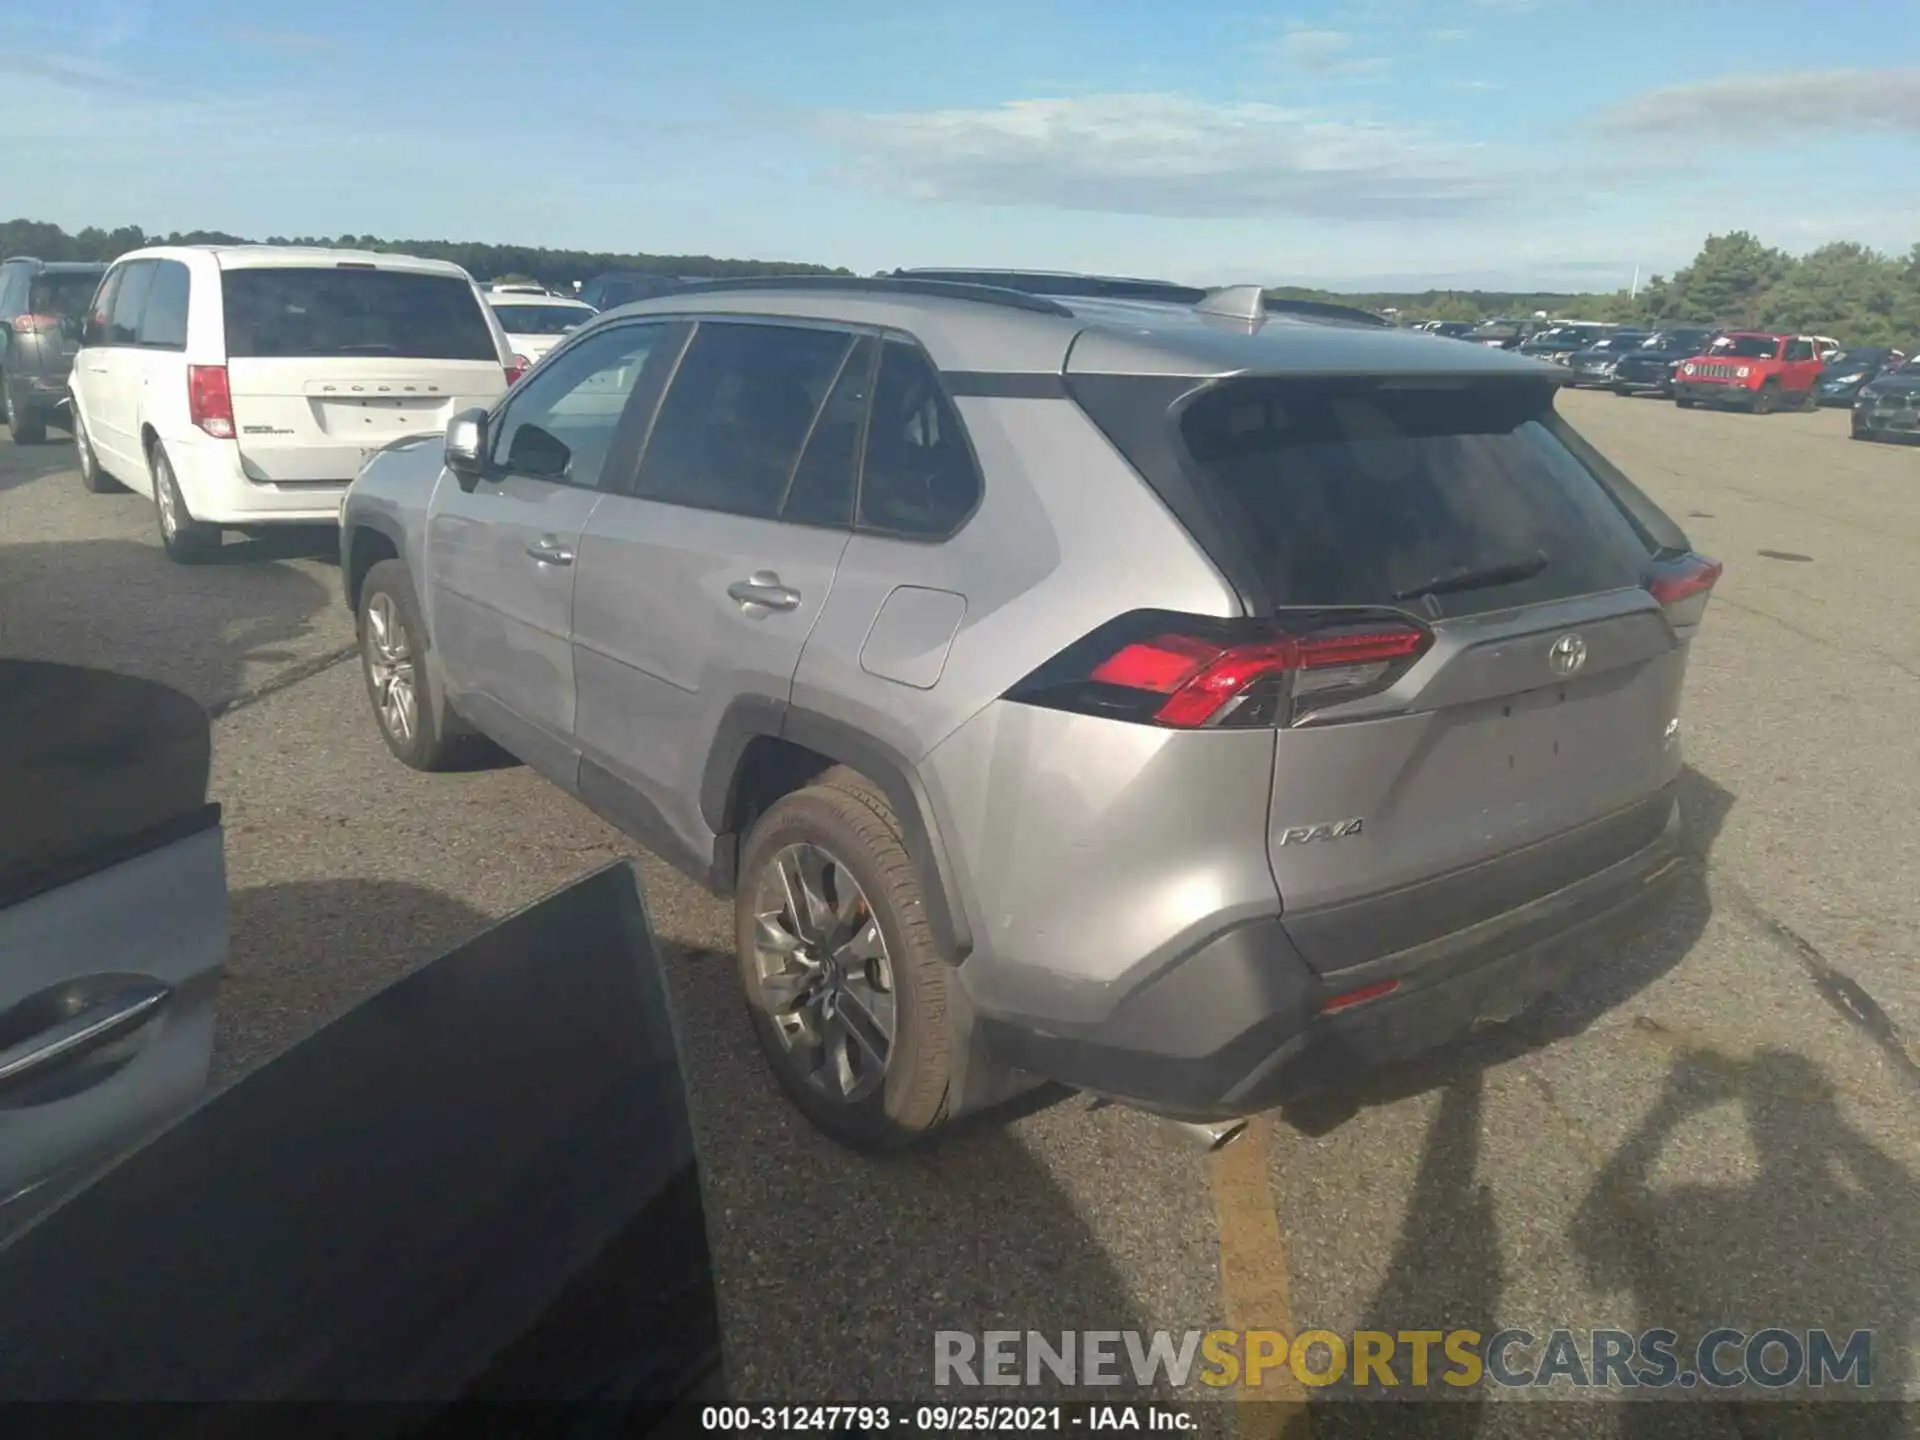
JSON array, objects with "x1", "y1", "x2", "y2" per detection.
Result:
[
  {"x1": 727, "y1": 572, "x2": 801, "y2": 612},
  {"x1": 0, "y1": 982, "x2": 170, "y2": 1095},
  {"x1": 525, "y1": 536, "x2": 575, "y2": 566}
]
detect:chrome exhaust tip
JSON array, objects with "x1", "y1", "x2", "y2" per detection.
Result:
[{"x1": 1168, "y1": 1117, "x2": 1250, "y2": 1152}]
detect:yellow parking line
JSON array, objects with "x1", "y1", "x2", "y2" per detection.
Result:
[{"x1": 1207, "y1": 1116, "x2": 1314, "y2": 1440}]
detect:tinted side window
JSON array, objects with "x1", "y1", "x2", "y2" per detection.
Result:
[
  {"x1": 781, "y1": 336, "x2": 875, "y2": 528},
  {"x1": 0, "y1": 265, "x2": 23, "y2": 317},
  {"x1": 82, "y1": 268, "x2": 123, "y2": 347},
  {"x1": 857, "y1": 340, "x2": 982, "y2": 539},
  {"x1": 636, "y1": 322, "x2": 854, "y2": 521},
  {"x1": 492, "y1": 322, "x2": 672, "y2": 489},
  {"x1": 138, "y1": 261, "x2": 191, "y2": 350},
  {"x1": 106, "y1": 261, "x2": 155, "y2": 346},
  {"x1": 1785, "y1": 339, "x2": 1813, "y2": 362}
]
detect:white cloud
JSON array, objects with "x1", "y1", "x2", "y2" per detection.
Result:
[
  {"x1": 818, "y1": 94, "x2": 1520, "y2": 222},
  {"x1": 1267, "y1": 26, "x2": 1392, "y2": 78},
  {"x1": 1598, "y1": 68, "x2": 1920, "y2": 141}
]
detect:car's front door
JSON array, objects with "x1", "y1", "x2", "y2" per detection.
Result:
[
  {"x1": 1782, "y1": 336, "x2": 1820, "y2": 396},
  {"x1": 0, "y1": 662, "x2": 225, "y2": 1242},
  {"x1": 70, "y1": 265, "x2": 123, "y2": 463},
  {"x1": 92, "y1": 259, "x2": 156, "y2": 480},
  {"x1": 570, "y1": 319, "x2": 869, "y2": 859},
  {"x1": 422, "y1": 320, "x2": 677, "y2": 784}
]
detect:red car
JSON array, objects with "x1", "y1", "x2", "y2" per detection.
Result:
[{"x1": 1672, "y1": 332, "x2": 1826, "y2": 413}]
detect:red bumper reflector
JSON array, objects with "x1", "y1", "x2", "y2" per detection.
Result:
[{"x1": 1319, "y1": 978, "x2": 1402, "y2": 1014}]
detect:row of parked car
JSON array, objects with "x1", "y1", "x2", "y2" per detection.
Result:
[{"x1": 1409, "y1": 316, "x2": 1918, "y2": 441}]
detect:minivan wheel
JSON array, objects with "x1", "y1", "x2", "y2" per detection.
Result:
[
  {"x1": 356, "y1": 558, "x2": 479, "y2": 772},
  {"x1": 73, "y1": 410, "x2": 120, "y2": 492},
  {"x1": 735, "y1": 769, "x2": 955, "y2": 1150},
  {"x1": 4, "y1": 382, "x2": 46, "y2": 444},
  {"x1": 150, "y1": 444, "x2": 221, "y2": 562}
]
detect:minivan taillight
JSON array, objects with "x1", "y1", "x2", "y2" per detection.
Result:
[
  {"x1": 188, "y1": 364, "x2": 235, "y2": 439},
  {"x1": 1647, "y1": 553, "x2": 1722, "y2": 630},
  {"x1": 1008, "y1": 612, "x2": 1433, "y2": 729},
  {"x1": 505, "y1": 355, "x2": 530, "y2": 386},
  {"x1": 10, "y1": 314, "x2": 59, "y2": 335}
]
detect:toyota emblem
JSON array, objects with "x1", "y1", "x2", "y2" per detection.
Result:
[{"x1": 1548, "y1": 633, "x2": 1588, "y2": 676}]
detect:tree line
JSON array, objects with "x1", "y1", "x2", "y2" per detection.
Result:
[
  {"x1": 0, "y1": 218, "x2": 849, "y2": 288},
  {"x1": 1279, "y1": 232, "x2": 1920, "y2": 347},
  {"x1": 6, "y1": 218, "x2": 1916, "y2": 348}
]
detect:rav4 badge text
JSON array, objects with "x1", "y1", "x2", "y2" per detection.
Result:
[{"x1": 1275, "y1": 818, "x2": 1365, "y2": 846}]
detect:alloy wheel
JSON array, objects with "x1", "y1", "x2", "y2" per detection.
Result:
[
  {"x1": 750, "y1": 842, "x2": 895, "y2": 1103},
  {"x1": 363, "y1": 592, "x2": 418, "y2": 743}
]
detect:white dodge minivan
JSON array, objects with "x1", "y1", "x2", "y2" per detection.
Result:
[{"x1": 70, "y1": 246, "x2": 517, "y2": 563}]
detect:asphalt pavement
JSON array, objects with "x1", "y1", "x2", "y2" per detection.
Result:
[{"x1": 1, "y1": 391, "x2": 1914, "y2": 1431}]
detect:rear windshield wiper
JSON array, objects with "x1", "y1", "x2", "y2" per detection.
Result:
[{"x1": 1392, "y1": 551, "x2": 1550, "y2": 602}]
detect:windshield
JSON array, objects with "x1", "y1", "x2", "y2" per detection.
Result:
[
  {"x1": 1708, "y1": 334, "x2": 1781, "y2": 359},
  {"x1": 492, "y1": 303, "x2": 595, "y2": 335}
]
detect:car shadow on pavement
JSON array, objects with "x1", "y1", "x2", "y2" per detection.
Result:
[
  {"x1": 200, "y1": 523, "x2": 340, "y2": 568},
  {"x1": 213, "y1": 878, "x2": 511, "y2": 1084},
  {"x1": 654, "y1": 937, "x2": 1165, "y2": 1407},
  {"x1": 0, "y1": 537, "x2": 339, "y2": 713},
  {"x1": 1279, "y1": 765, "x2": 1735, "y2": 1139},
  {"x1": 0, "y1": 439, "x2": 78, "y2": 492}
]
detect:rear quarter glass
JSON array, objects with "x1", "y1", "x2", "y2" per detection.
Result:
[
  {"x1": 220, "y1": 267, "x2": 497, "y2": 362},
  {"x1": 1076, "y1": 375, "x2": 1659, "y2": 621}
]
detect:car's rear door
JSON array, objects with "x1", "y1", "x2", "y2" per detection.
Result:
[
  {"x1": 218, "y1": 262, "x2": 509, "y2": 484},
  {"x1": 1167, "y1": 376, "x2": 1704, "y2": 973},
  {"x1": 1782, "y1": 336, "x2": 1821, "y2": 395},
  {"x1": 0, "y1": 663, "x2": 224, "y2": 1241},
  {"x1": 422, "y1": 319, "x2": 677, "y2": 783},
  {"x1": 569, "y1": 318, "x2": 864, "y2": 856}
]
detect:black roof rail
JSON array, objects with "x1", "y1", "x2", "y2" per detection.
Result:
[
  {"x1": 649, "y1": 274, "x2": 1074, "y2": 318},
  {"x1": 893, "y1": 268, "x2": 1209, "y2": 305}
]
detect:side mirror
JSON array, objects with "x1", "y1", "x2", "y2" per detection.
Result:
[{"x1": 445, "y1": 408, "x2": 490, "y2": 492}]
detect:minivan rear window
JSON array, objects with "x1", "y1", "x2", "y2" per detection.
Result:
[
  {"x1": 220, "y1": 267, "x2": 497, "y2": 361},
  {"x1": 1173, "y1": 378, "x2": 1651, "y2": 618}
]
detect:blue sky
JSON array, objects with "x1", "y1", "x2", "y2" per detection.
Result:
[{"x1": 1, "y1": 0, "x2": 1913, "y2": 290}]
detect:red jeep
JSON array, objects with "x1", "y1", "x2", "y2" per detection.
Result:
[{"x1": 1672, "y1": 332, "x2": 1825, "y2": 413}]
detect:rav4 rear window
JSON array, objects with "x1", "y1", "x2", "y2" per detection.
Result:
[
  {"x1": 1172, "y1": 378, "x2": 1651, "y2": 618},
  {"x1": 220, "y1": 267, "x2": 497, "y2": 361}
]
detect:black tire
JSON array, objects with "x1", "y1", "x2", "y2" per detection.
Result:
[
  {"x1": 4, "y1": 381, "x2": 46, "y2": 444},
  {"x1": 1850, "y1": 420, "x2": 1877, "y2": 443},
  {"x1": 1675, "y1": 398, "x2": 1696, "y2": 410},
  {"x1": 734, "y1": 766, "x2": 957, "y2": 1151},
  {"x1": 72, "y1": 407, "x2": 121, "y2": 492},
  {"x1": 150, "y1": 442, "x2": 221, "y2": 562},
  {"x1": 1611, "y1": 384, "x2": 1630, "y2": 396},
  {"x1": 355, "y1": 558, "x2": 482, "y2": 772},
  {"x1": 1799, "y1": 384, "x2": 1819, "y2": 412},
  {"x1": 1752, "y1": 383, "x2": 1778, "y2": 416}
]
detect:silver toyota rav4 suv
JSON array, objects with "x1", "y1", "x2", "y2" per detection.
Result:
[{"x1": 340, "y1": 270, "x2": 1720, "y2": 1150}]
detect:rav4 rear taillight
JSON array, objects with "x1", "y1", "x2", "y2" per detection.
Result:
[
  {"x1": 1647, "y1": 552, "x2": 1722, "y2": 630},
  {"x1": 1006, "y1": 610, "x2": 1433, "y2": 729}
]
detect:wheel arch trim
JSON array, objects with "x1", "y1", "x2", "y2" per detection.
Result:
[{"x1": 701, "y1": 698, "x2": 975, "y2": 963}]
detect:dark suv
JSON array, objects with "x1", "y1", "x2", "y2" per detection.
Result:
[
  {"x1": 0, "y1": 257, "x2": 105, "y2": 443},
  {"x1": 577, "y1": 272, "x2": 695, "y2": 310}
]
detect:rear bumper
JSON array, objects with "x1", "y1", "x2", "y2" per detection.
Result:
[
  {"x1": 976, "y1": 788, "x2": 1684, "y2": 1120},
  {"x1": 167, "y1": 436, "x2": 346, "y2": 526}
]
